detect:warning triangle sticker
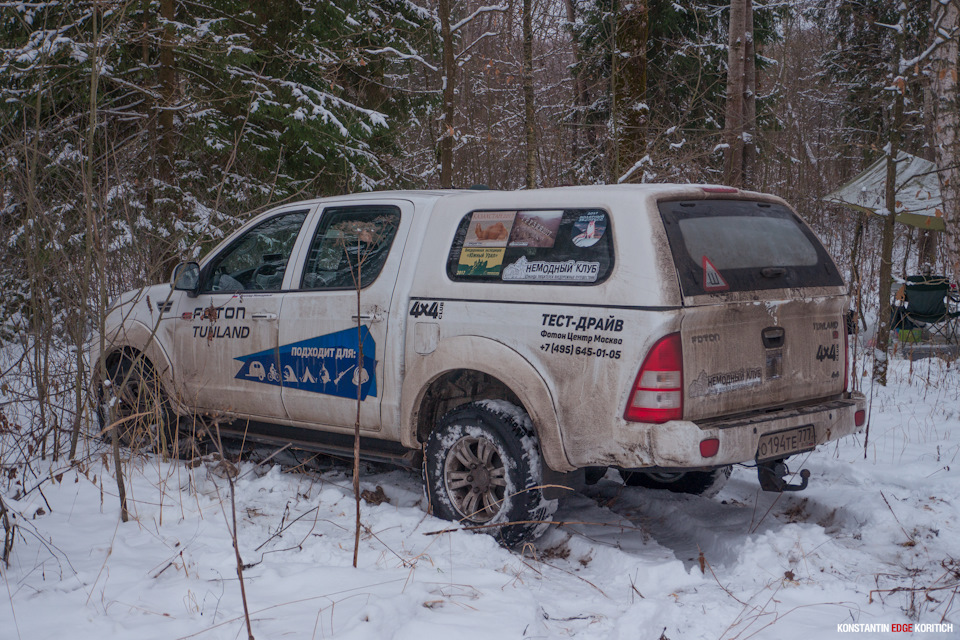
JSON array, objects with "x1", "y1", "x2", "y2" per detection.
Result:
[{"x1": 702, "y1": 256, "x2": 729, "y2": 291}]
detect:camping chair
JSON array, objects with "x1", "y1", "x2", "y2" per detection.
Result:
[{"x1": 892, "y1": 275, "x2": 960, "y2": 344}]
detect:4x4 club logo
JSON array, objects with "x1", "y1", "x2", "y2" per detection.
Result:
[
  {"x1": 234, "y1": 327, "x2": 377, "y2": 400},
  {"x1": 409, "y1": 300, "x2": 443, "y2": 319},
  {"x1": 816, "y1": 344, "x2": 839, "y2": 362}
]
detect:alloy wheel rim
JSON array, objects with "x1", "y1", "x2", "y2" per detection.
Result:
[{"x1": 443, "y1": 435, "x2": 507, "y2": 522}]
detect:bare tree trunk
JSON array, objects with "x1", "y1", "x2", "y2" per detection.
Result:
[
  {"x1": 158, "y1": 0, "x2": 177, "y2": 184},
  {"x1": 439, "y1": 0, "x2": 456, "y2": 188},
  {"x1": 89, "y1": 6, "x2": 129, "y2": 518},
  {"x1": 227, "y1": 474, "x2": 255, "y2": 640},
  {"x1": 609, "y1": 1, "x2": 619, "y2": 182},
  {"x1": 874, "y1": 11, "x2": 907, "y2": 387},
  {"x1": 523, "y1": 0, "x2": 536, "y2": 188},
  {"x1": 353, "y1": 255, "x2": 362, "y2": 568},
  {"x1": 929, "y1": 0, "x2": 960, "y2": 280},
  {"x1": 563, "y1": 0, "x2": 586, "y2": 171},
  {"x1": 742, "y1": 0, "x2": 756, "y2": 188},
  {"x1": 614, "y1": 0, "x2": 649, "y2": 183},
  {"x1": 723, "y1": 0, "x2": 756, "y2": 188},
  {"x1": 874, "y1": 151, "x2": 899, "y2": 386}
]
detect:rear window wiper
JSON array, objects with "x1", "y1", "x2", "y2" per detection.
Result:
[{"x1": 761, "y1": 267, "x2": 786, "y2": 279}]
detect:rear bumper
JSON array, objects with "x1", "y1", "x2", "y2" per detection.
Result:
[{"x1": 628, "y1": 393, "x2": 866, "y2": 469}]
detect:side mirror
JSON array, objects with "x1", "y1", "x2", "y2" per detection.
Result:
[{"x1": 171, "y1": 262, "x2": 201, "y2": 297}]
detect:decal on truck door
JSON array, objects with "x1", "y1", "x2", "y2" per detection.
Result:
[{"x1": 234, "y1": 327, "x2": 377, "y2": 400}]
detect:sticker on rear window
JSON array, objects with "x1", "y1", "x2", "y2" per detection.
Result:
[
  {"x1": 572, "y1": 213, "x2": 606, "y2": 247},
  {"x1": 702, "y1": 256, "x2": 729, "y2": 291}
]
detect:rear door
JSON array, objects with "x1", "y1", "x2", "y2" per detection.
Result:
[
  {"x1": 658, "y1": 199, "x2": 847, "y2": 420},
  {"x1": 277, "y1": 201, "x2": 412, "y2": 432}
]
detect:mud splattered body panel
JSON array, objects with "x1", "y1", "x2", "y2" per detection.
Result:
[
  {"x1": 680, "y1": 296, "x2": 847, "y2": 420},
  {"x1": 96, "y1": 185, "x2": 864, "y2": 476}
]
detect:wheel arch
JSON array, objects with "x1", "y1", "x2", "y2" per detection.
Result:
[
  {"x1": 400, "y1": 335, "x2": 573, "y2": 472},
  {"x1": 94, "y1": 321, "x2": 180, "y2": 412}
]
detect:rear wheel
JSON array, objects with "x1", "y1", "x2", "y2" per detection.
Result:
[
  {"x1": 99, "y1": 354, "x2": 178, "y2": 455},
  {"x1": 424, "y1": 400, "x2": 556, "y2": 546},
  {"x1": 621, "y1": 466, "x2": 732, "y2": 498}
]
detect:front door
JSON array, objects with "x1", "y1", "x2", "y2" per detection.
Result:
[
  {"x1": 173, "y1": 209, "x2": 310, "y2": 419},
  {"x1": 278, "y1": 202, "x2": 411, "y2": 432}
]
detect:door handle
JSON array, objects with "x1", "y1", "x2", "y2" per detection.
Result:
[
  {"x1": 762, "y1": 326, "x2": 785, "y2": 349},
  {"x1": 252, "y1": 312, "x2": 277, "y2": 320},
  {"x1": 352, "y1": 308, "x2": 385, "y2": 323}
]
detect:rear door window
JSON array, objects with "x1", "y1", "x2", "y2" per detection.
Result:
[
  {"x1": 299, "y1": 206, "x2": 401, "y2": 290},
  {"x1": 658, "y1": 200, "x2": 842, "y2": 295},
  {"x1": 446, "y1": 209, "x2": 614, "y2": 285}
]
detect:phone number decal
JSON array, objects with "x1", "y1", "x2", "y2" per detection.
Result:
[{"x1": 540, "y1": 342, "x2": 621, "y2": 359}]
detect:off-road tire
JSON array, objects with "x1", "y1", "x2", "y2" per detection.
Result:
[
  {"x1": 621, "y1": 466, "x2": 732, "y2": 498},
  {"x1": 424, "y1": 400, "x2": 556, "y2": 546},
  {"x1": 99, "y1": 354, "x2": 179, "y2": 455}
]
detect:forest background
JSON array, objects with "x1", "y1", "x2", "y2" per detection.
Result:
[
  {"x1": 1, "y1": 0, "x2": 960, "y2": 462},
  {"x1": 2, "y1": 4, "x2": 960, "y2": 636}
]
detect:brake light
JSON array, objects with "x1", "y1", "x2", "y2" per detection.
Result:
[
  {"x1": 702, "y1": 186, "x2": 738, "y2": 194},
  {"x1": 625, "y1": 333, "x2": 683, "y2": 423}
]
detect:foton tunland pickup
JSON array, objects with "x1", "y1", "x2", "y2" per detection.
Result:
[{"x1": 94, "y1": 184, "x2": 867, "y2": 544}]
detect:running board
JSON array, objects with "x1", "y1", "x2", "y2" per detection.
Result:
[{"x1": 212, "y1": 419, "x2": 422, "y2": 469}]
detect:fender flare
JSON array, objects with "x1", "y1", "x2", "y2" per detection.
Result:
[
  {"x1": 400, "y1": 335, "x2": 573, "y2": 472},
  {"x1": 94, "y1": 320, "x2": 183, "y2": 413}
]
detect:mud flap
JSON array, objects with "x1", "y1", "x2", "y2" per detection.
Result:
[{"x1": 757, "y1": 459, "x2": 810, "y2": 492}]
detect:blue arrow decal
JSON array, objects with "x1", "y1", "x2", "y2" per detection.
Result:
[{"x1": 234, "y1": 327, "x2": 377, "y2": 400}]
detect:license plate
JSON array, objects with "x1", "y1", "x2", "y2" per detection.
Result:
[{"x1": 756, "y1": 425, "x2": 816, "y2": 461}]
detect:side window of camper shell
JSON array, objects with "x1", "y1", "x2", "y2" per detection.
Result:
[{"x1": 446, "y1": 209, "x2": 614, "y2": 285}]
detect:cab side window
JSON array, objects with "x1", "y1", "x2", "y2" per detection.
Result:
[
  {"x1": 201, "y1": 211, "x2": 307, "y2": 293},
  {"x1": 300, "y1": 206, "x2": 401, "y2": 290}
]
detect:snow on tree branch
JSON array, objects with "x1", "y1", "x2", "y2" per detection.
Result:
[
  {"x1": 451, "y1": 5, "x2": 507, "y2": 32},
  {"x1": 365, "y1": 47, "x2": 438, "y2": 71}
]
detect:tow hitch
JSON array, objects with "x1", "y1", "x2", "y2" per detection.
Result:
[{"x1": 757, "y1": 459, "x2": 810, "y2": 492}]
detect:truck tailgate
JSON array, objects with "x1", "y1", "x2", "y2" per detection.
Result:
[
  {"x1": 657, "y1": 197, "x2": 848, "y2": 420},
  {"x1": 681, "y1": 297, "x2": 846, "y2": 420}
]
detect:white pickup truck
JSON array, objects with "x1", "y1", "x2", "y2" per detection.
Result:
[{"x1": 95, "y1": 184, "x2": 866, "y2": 545}]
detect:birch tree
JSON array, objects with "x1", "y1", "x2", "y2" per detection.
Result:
[{"x1": 928, "y1": 0, "x2": 960, "y2": 281}]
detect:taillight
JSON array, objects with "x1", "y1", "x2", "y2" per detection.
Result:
[
  {"x1": 843, "y1": 325, "x2": 849, "y2": 393},
  {"x1": 625, "y1": 333, "x2": 683, "y2": 423}
]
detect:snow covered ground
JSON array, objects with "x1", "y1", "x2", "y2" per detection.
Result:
[{"x1": 2, "y1": 355, "x2": 959, "y2": 640}]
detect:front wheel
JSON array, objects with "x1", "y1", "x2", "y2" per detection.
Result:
[
  {"x1": 99, "y1": 353, "x2": 178, "y2": 455},
  {"x1": 621, "y1": 466, "x2": 732, "y2": 498},
  {"x1": 424, "y1": 400, "x2": 556, "y2": 546}
]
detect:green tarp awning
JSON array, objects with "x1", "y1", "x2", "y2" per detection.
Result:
[{"x1": 823, "y1": 151, "x2": 947, "y2": 232}]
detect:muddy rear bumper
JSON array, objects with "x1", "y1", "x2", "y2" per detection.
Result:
[{"x1": 633, "y1": 392, "x2": 866, "y2": 469}]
